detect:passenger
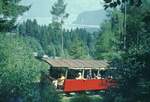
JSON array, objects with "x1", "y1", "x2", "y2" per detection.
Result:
[
  {"x1": 57, "y1": 74, "x2": 66, "y2": 89},
  {"x1": 52, "y1": 80, "x2": 58, "y2": 88},
  {"x1": 76, "y1": 72, "x2": 84, "y2": 80},
  {"x1": 108, "y1": 75, "x2": 113, "y2": 79},
  {"x1": 86, "y1": 72, "x2": 92, "y2": 79},
  {"x1": 94, "y1": 74, "x2": 102, "y2": 79},
  {"x1": 93, "y1": 73, "x2": 97, "y2": 79}
]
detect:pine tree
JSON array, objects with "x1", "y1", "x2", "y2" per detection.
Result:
[
  {"x1": 50, "y1": 0, "x2": 69, "y2": 57},
  {"x1": 51, "y1": 0, "x2": 69, "y2": 25},
  {"x1": 0, "y1": 0, "x2": 30, "y2": 32},
  {"x1": 69, "y1": 39, "x2": 88, "y2": 59}
]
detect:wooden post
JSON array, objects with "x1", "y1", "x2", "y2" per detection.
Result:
[
  {"x1": 65, "y1": 69, "x2": 68, "y2": 79},
  {"x1": 82, "y1": 69, "x2": 85, "y2": 78},
  {"x1": 90, "y1": 69, "x2": 92, "y2": 75},
  {"x1": 97, "y1": 68, "x2": 100, "y2": 76}
]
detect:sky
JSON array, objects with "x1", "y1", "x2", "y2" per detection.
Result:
[{"x1": 20, "y1": 0, "x2": 105, "y2": 25}]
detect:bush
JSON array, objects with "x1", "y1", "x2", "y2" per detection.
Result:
[
  {"x1": 0, "y1": 33, "x2": 59, "y2": 102},
  {"x1": 70, "y1": 95, "x2": 92, "y2": 102},
  {"x1": 70, "y1": 94, "x2": 101, "y2": 102}
]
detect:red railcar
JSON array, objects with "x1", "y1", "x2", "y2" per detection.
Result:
[
  {"x1": 43, "y1": 59, "x2": 116, "y2": 93},
  {"x1": 64, "y1": 79, "x2": 116, "y2": 93}
]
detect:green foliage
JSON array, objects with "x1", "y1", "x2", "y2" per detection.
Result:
[
  {"x1": 0, "y1": 0, "x2": 30, "y2": 32},
  {"x1": 95, "y1": 10, "x2": 123, "y2": 60},
  {"x1": 70, "y1": 95, "x2": 93, "y2": 102},
  {"x1": 18, "y1": 20, "x2": 97, "y2": 59},
  {"x1": 68, "y1": 39, "x2": 88, "y2": 59},
  {"x1": 51, "y1": 0, "x2": 69, "y2": 24},
  {"x1": 0, "y1": 33, "x2": 49, "y2": 101},
  {"x1": 40, "y1": 72, "x2": 60, "y2": 102},
  {"x1": 70, "y1": 95, "x2": 101, "y2": 102},
  {"x1": 50, "y1": 0, "x2": 69, "y2": 56},
  {"x1": 101, "y1": 1, "x2": 150, "y2": 102},
  {"x1": 23, "y1": 36, "x2": 44, "y2": 53},
  {"x1": 104, "y1": 0, "x2": 142, "y2": 9}
]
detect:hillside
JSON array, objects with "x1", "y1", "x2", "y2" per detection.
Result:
[{"x1": 73, "y1": 9, "x2": 107, "y2": 26}]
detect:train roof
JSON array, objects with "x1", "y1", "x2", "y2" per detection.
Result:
[{"x1": 42, "y1": 58, "x2": 109, "y2": 70}]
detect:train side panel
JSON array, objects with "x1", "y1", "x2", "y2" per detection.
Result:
[{"x1": 64, "y1": 79, "x2": 113, "y2": 93}]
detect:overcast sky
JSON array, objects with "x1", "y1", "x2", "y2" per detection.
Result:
[{"x1": 20, "y1": 0, "x2": 104, "y2": 25}]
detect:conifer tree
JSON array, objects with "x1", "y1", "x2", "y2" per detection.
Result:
[
  {"x1": 50, "y1": 0, "x2": 69, "y2": 57},
  {"x1": 0, "y1": 0, "x2": 30, "y2": 32}
]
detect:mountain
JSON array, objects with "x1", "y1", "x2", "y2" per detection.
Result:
[
  {"x1": 73, "y1": 9, "x2": 107, "y2": 26},
  {"x1": 72, "y1": 9, "x2": 107, "y2": 32}
]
